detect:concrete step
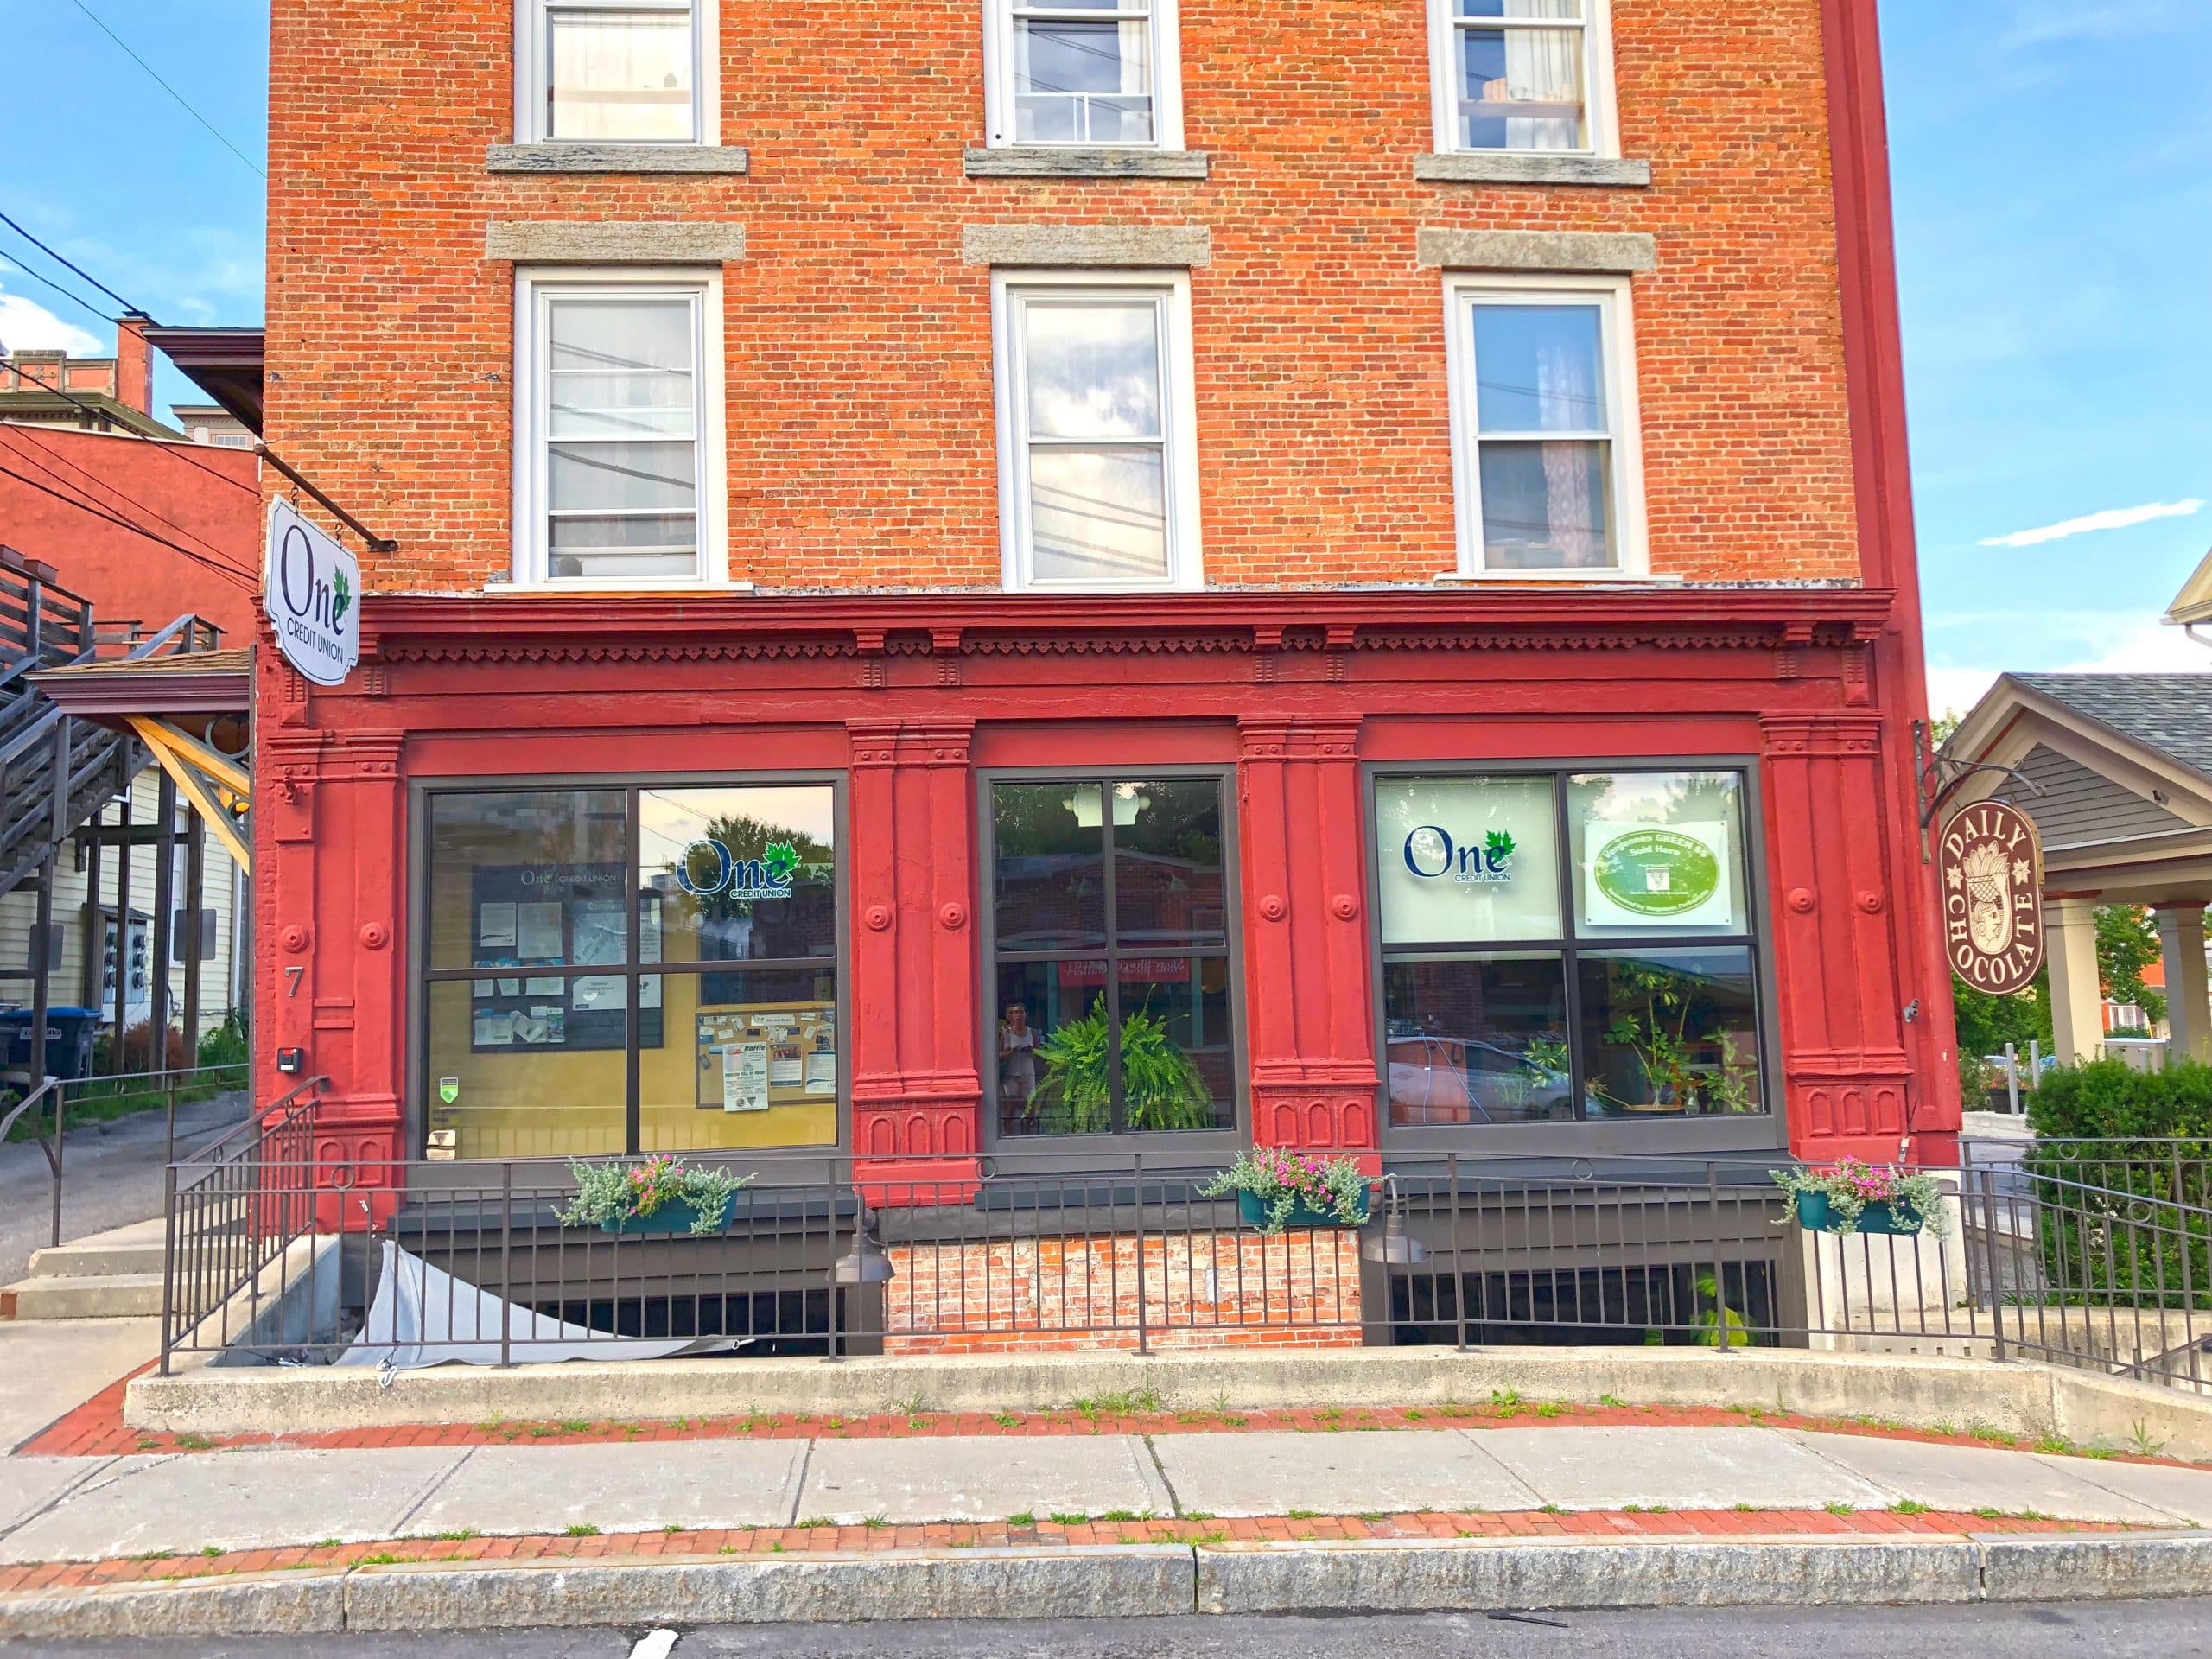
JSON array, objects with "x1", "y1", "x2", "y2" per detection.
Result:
[
  {"x1": 25, "y1": 1218, "x2": 168, "y2": 1281},
  {"x1": 1, "y1": 1271, "x2": 166, "y2": 1320}
]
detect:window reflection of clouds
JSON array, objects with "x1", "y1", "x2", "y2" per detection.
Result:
[
  {"x1": 637, "y1": 786, "x2": 837, "y2": 872},
  {"x1": 1024, "y1": 301, "x2": 1162, "y2": 439}
]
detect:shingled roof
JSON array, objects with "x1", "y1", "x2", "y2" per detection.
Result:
[{"x1": 2014, "y1": 672, "x2": 2212, "y2": 781}]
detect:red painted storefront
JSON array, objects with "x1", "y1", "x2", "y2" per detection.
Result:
[
  {"x1": 251, "y1": 0, "x2": 1960, "y2": 1241},
  {"x1": 258, "y1": 582, "x2": 1959, "y2": 1199}
]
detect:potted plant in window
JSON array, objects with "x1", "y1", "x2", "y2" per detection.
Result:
[
  {"x1": 1773, "y1": 1157, "x2": 1951, "y2": 1238},
  {"x1": 1592, "y1": 962, "x2": 1761, "y2": 1116},
  {"x1": 1200, "y1": 1148, "x2": 1372, "y2": 1233},
  {"x1": 1032, "y1": 996, "x2": 1217, "y2": 1134},
  {"x1": 559, "y1": 1154, "x2": 752, "y2": 1237}
]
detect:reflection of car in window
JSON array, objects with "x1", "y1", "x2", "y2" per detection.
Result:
[{"x1": 1386, "y1": 1034, "x2": 1573, "y2": 1126}]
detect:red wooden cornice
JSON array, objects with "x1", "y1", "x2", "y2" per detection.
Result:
[{"x1": 359, "y1": 586, "x2": 1893, "y2": 663}]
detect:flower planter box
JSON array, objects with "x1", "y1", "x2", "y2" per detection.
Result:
[
  {"x1": 597, "y1": 1194, "x2": 739, "y2": 1237},
  {"x1": 1794, "y1": 1191, "x2": 1925, "y2": 1237},
  {"x1": 1236, "y1": 1188, "x2": 1370, "y2": 1232}
]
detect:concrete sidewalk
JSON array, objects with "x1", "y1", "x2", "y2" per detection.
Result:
[{"x1": 7, "y1": 1422, "x2": 2212, "y2": 1565}]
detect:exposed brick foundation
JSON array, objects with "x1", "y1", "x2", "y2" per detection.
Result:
[{"x1": 883, "y1": 1229, "x2": 1363, "y2": 1353}]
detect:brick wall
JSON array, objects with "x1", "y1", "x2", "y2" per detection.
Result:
[
  {"x1": 883, "y1": 1229, "x2": 1363, "y2": 1353},
  {"x1": 270, "y1": 1, "x2": 1859, "y2": 594}
]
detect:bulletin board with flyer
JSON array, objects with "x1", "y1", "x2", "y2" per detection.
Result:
[{"x1": 694, "y1": 1001, "x2": 838, "y2": 1114}]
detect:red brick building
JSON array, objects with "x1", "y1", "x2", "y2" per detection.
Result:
[{"x1": 255, "y1": 0, "x2": 1954, "y2": 1347}]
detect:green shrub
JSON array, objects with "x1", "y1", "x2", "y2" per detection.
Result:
[
  {"x1": 198, "y1": 1009, "x2": 248, "y2": 1070},
  {"x1": 2023, "y1": 1060, "x2": 2212, "y2": 1307},
  {"x1": 2028, "y1": 1058, "x2": 2212, "y2": 1143}
]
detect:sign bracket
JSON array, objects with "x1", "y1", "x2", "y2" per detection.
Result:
[
  {"x1": 257, "y1": 446, "x2": 398, "y2": 555},
  {"x1": 1913, "y1": 718, "x2": 2044, "y2": 830}
]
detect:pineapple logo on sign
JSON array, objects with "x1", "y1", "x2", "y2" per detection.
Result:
[{"x1": 1938, "y1": 801, "x2": 2044, "y2": 995}]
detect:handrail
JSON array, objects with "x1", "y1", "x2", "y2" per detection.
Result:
[
  {"x1": 175, "y1": 1075, "x2": 328, "y2": 1167},
  {"x1": 0, "y1": 1076, "x2": 57, "y2": 1144}
]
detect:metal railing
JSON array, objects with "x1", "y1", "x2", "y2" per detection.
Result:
[
  {"x1": 156, "y1": 1131, "x2": 2212, "y2": 1389},
  {"x1": 2, "y1": 1058, "x2": 251, "y2": 1250},
  {"x1": 158, "y1": 1076, "x2": 323, "y2": 1365}
]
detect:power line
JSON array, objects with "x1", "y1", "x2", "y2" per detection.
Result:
[
  {"x1": 0, "y1": 252, "x2": 116, "y2": 332},
  {"x1": 0, "y1": 425, "x2": 252, "y2": 576},
  {"x1": 66, "y1": 2, "x2": 265, "y2": 180},
  {"x1": 0, "y1": 457, "x2": 257, "y2": 591},
  {"x1": 0, "y1": 447, "x2": 256, "y2": 591},
  {"x1": 0, "y1": 360, "x2": 259, "y2": 497},
  {"x1": 0, "y1": 211, "x2": 141, "y2": 316}
]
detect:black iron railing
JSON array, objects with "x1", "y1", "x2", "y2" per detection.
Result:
[
  {"x1": 156, "y1": 1131, "x2": 2212, "y2": 1390},
  {"x1": 158, "y1": 1076, "x2": 324, "y2": 1368}
]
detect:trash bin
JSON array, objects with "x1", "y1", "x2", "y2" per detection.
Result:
[{"x1": 0, "y1": 1007, "x2": 99, "y2": 1080}]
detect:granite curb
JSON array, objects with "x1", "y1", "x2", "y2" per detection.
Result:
[{"x1": 5, "y1": 1532, "x2": 2212, "y2": 1640}]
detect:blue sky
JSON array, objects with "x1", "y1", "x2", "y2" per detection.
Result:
[{"x1": 0, "y1": 0, "x2": 2207, "y2": 715}]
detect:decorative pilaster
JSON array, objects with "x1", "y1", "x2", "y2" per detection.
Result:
[
  {"x1": 312, "y1": 731, "x2": 406, "y2": 1186},
  {"x1": 846, "y1": 719, "x2": 982, "y2": 1194},
  {"x1": 1237, "y1": 717, "x2": 1379, "y2": 1162},
  {"x1": 1760, "y1": 715, "x2": 1916, "y2": 1159}
]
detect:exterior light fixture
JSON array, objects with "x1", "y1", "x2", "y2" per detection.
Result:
[
  {"x1": 833, "y1": 1206, "x2": 895, "y2": 1284},
  {"x1": 1362, "y1": 1176, "x2": 1431, "y2": 1266}
]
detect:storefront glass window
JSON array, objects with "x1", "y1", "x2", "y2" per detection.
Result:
[
  {"x1": 1574, "y1": 947, "x2": 1761, "y2": 1121},
  {"x1": 991, "y1": 777, "x2": 1236, "y2": 1138},
  {"x1": 1567, "y1": 771, "x2": 1748, "y2": 937},
  {"x1": 422, "y1": 782, "x2": 840, "y2": 1160},
  {"x1": 1376, "y1": 769, "x2": 1765, "y2": 1131}
]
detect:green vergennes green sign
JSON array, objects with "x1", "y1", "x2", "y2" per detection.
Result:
[{"x1": 1591, "y1": 827, "x2": 1722, "y2": 918}]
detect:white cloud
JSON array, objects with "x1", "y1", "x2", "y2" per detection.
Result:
[
  {"x1": 1978, "y1": 499, "x2": 2203, "y2": 549},
  {"x1": 1925, "y1": 665, "x2": 2002, "y2": 724},
  {"x1": 1927, "y1": 619, "x2": 2212, "y2": 722},
  {"x1": 2002, "y1": 2, "x2": 2189, "y2": 49},
  {"x1": 0, "y1": 285, "x2": 102, "y2": 356}
]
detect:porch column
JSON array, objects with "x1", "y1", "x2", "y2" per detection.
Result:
[
  {"x1": 845, "y1": 719, "x2": 982, "y2": 1194},
  {"x1": 2156, "y1": 904, "x2": 2210, "y2": 1063},
  {"x1": 1236, "y1": 717, "x2": 1379, "y2": 1163},
  {"x1": 2044, "y1": 894, "x2": 2105, "y2": 1066}
]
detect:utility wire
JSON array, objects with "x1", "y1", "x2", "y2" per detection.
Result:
[
  {"x1": 0, "y1": 360, "x2": 259, "y2": 497},
  {"x1": 0, "y1": 458, "x2": 257, "y2": 591},
  {"x1": 0, "y1": 425, "x2": 252, "y2": 575},
  {"x1": 66, "y1": 2, "x2": 266, "y2": 180},
  {"x1": 0, "y1": 441, "x2": 256, "y2": 588},
  {"x1": 0, "y1": 210, "x2": 142, "y2": 316},
  {"x1": 0, "y1": 251, "x2": 117, "y2": 331}
]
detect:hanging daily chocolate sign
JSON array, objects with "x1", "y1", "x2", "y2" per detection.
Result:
[{"x1": 1938, "y1": 800, "x2": 2044, "y2": 995}]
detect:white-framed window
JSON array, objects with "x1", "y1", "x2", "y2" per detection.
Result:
[
  {"x1": 1427, "y1": 0, "x2": 1618, "y2": 156},
  {"x1": 512, "y1": 268, "x2": 727, "y2": 588},
  {"x1": 983, "y1": 0, "x2": 1185, "y2": 149},
  {"x1": 1442, "y1": 275, "x2": 1644, "y2": 577},
  {"x1": 993, "y1": 271, "x2": 1203, "y2": 592},
  {"x1": 519, "y1": 1, "x2": 713, "y2": 144}
]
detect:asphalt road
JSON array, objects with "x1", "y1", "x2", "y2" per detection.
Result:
[
  {"x1": 16, "y1": 1603, "x2": 2211, "y2": 1658},
  {"x1": 0, "y1": 1090, "x2": 250, "y2": 1285}
]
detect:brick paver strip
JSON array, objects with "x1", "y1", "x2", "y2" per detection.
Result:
[
  {"x1": 0, "y1": 1506, "x2": 2139, "y2": 1595},
  {"x1": 22, "y1": 1382, "x2": 2210, "y2": 1475}
]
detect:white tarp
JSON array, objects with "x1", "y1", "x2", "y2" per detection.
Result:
[{"x1": 337, "y1": 1239, "x2": 741, "y2": 1370}]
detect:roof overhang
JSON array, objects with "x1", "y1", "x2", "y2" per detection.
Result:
[
  {"x1": 141, "y1": 326, "x2": 264, "y2": 435},
  {"x1": 29, "y1": 646, "x2": 253, "y2": 726},
  {"x1": 1939, "y1": 673, "x2": 2212, "y2": 905},
  {"x1": 1943, "y1": 673, "x2": 2212, "y2": 817}
]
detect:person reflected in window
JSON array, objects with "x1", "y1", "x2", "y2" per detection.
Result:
[{"x1": 999, "y1": 1001, "x2": 1039, "y2": 1116}]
